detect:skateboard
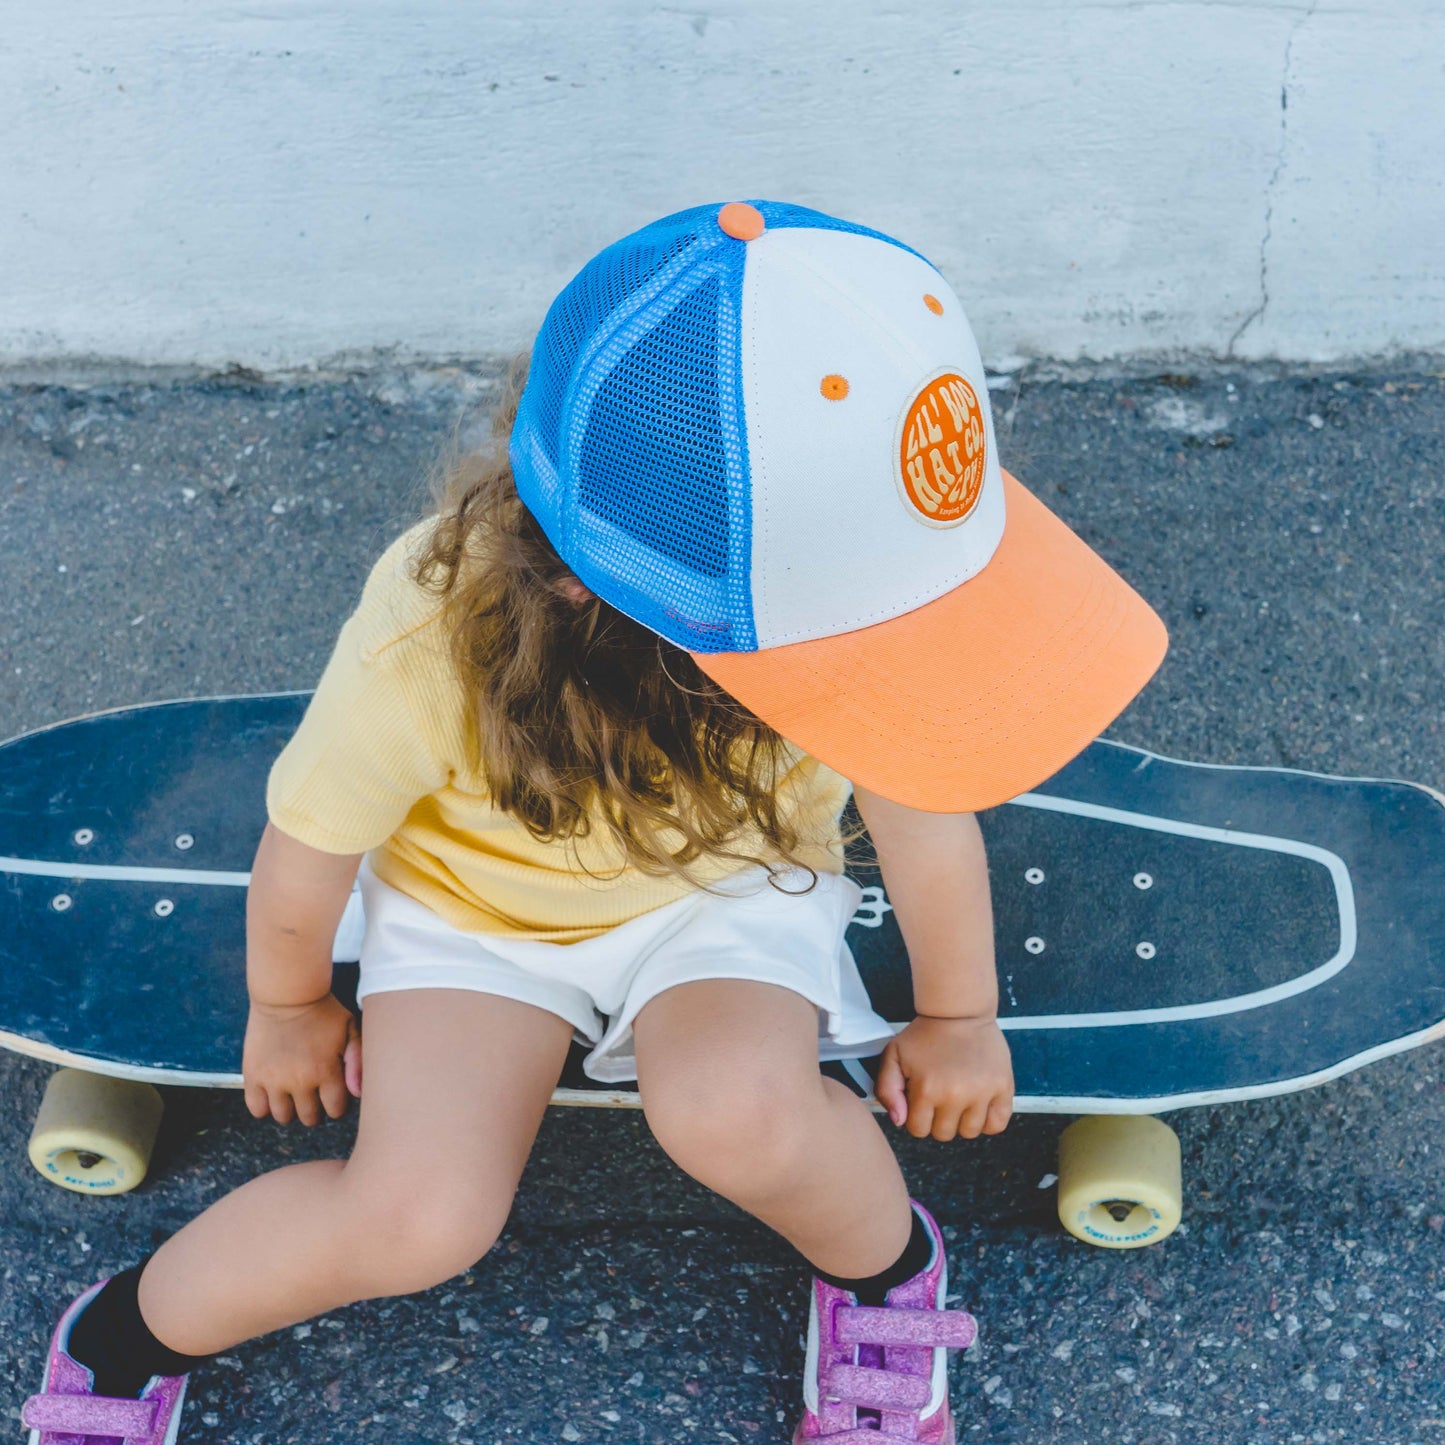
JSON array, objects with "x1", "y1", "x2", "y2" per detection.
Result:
[{"x1": 3, "y1": 695, "x2": 1444, "y2": 1249}]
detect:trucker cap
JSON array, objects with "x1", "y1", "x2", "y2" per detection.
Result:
[{"x1": 510, "y1": 200, "x2": 1168, "y2": 810}]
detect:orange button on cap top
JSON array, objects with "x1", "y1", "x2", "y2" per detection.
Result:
[{"x1": 717, "y1": 202, "x2": 766, "y2": 241}]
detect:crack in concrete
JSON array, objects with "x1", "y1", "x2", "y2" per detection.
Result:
[{"x1": 1226, "y1": 0, "x2": 1320, "y2": 358}]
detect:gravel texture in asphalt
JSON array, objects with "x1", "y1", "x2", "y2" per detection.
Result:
[{"x1": 1, "y1": 365, "x2": 1443, "y2": 1444}]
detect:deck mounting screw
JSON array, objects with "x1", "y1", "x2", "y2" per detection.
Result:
[
  {"x1": 73, "y1": 828, "x2": 94, "y2": 846},
  {"x1": 51, "y1": 893, "x2": 73, "y2": 912},
  {"x1": 153, "y1": 899, "x2": 175, "y2": 918},
  {"x1": 1134, "y1": 873, "x2": 1154, "y2": 890},
  {"x1": 1136, "y1": 941, "x2": 1157, "y2": 960},
  {"x1": 1025, "y1": 867, "x2": 1045, "y2": 885},
  {"x1": 1025, "y1": 936, "x2": 1046, "y2": 955},
  {"x1": 174, "y1": 833, "x2": 195, "y2": 851}
]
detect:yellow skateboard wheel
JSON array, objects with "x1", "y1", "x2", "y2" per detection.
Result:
[
  {"x1": 27, "y1": 1069, "x2": 164, "y2": 1196},
  {"x1": 1057, "y1": 1115, "x2": 1182, "y2": 1249}
]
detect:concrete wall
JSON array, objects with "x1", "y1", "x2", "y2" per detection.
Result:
[{"x1": 3, "y1": 1, "x2": 1442, "y2": 372}]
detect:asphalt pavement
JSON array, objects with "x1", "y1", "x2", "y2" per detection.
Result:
[{"x1": 1, "y1": 363, "x2": 1443, "y2": 1444}]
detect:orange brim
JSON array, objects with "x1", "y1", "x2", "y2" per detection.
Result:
[{"x1": 691, "y1": 471, "x2": 1168, "y2": 811}]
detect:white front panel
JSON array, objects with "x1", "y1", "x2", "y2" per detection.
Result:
[{"x1": 739, "y1": 229, "x2": 1004, "y2": 648}]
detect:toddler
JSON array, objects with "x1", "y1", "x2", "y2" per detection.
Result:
[{"x1": 23, "y1": 200, "x2": 1167, "y2": 1444}]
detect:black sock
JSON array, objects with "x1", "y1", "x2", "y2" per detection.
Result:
[
  {"x1": 811, "y1": 1207, "x2": 934, "y2": 1306},
  {"x1": 67, "y1": 1260, "x2": 212, "y2": 1399}
]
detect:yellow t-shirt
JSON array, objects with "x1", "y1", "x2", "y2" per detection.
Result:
[{"x1": 265, "y1": 522, "x2": 854, "y2": 942}]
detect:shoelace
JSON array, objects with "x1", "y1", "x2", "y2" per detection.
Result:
[
  {"x1": 818, "y1": 1303, "x2": 977, "y2": 1442},
  {"x1": 22, "y1": 1389, "x2": 159, "y2": 1440}
]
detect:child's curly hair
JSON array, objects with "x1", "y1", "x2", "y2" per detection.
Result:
[{"x1": 412, "y1": 356, "x2": 850, "y2": 891}]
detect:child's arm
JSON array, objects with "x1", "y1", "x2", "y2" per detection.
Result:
[
  {"x1": 243, "y1": 821, "x2": 366, "y2": 1127},
  {"x1": 852, "y1": 787, "x2": 1014, "y2": 1141}
]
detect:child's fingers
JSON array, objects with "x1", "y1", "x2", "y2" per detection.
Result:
[
  {"x1": 983, "y1": 1095, "x2": 1014, "y2": 1135},
  {"x1": 292, "y1": 1088, "x2": 322, "y2": 1128},
  {"x1": 873, "y1": 1045, "x2": 907, "y2": 1127},
  {"x1": 344, "y1": 1016, "x2": 363, "y2": 1099},
  {"x1": 956, "y1": 1098, "x2": 989, "y2": 1140},
  {"x1": 268, "y1": 1090, "x2": 296, "y2": 1126},
  {"x1": 904, "y1": 1086, "x2": 936, "y2": 1140},
  {"x1": 930, "y1": 1101, "x2": 966, "y2": 1141},
  {"x1": 244, "y1": 1082, "x2": 270, "y2": 1120},
  {"x1": 320, "y1": 1069, "x2": 350, "y2": 1121}
]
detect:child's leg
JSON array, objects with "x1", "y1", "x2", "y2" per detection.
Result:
[
  {"x1": 136, "y1": 989, "x2": 575, "y2": 1356},
  {"x1": 632, "y1": 979, "x2": 913, "y2": 1279}
]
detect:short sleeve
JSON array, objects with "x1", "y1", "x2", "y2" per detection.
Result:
[{"x1": 266, "y1": 532, "x2": 459, "y2": 854}]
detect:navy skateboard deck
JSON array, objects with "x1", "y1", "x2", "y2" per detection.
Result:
[
  {"x1": 4, "y1": 695, "x2": 1444, "y2": 1236},
  {"x1": 3, "y1": 693, "x2": 1444, "y2": 1106}
]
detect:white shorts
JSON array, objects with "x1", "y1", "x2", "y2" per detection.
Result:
[{"x1": 335, "y1": 857, "x2": 895, "y2": 1084}]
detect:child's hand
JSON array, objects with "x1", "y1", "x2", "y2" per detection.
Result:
[
  {"x1": 243, "y1": 994, "x2": 362, "y2": 1126},
  {"x1": 874, "y1": 1016, "x2": 1014, "y2": 1140}
]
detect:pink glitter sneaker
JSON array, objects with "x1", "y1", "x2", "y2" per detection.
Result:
[
  {"x1": 21, "y1": 1282, "x2": 190, "y2": 1445},
  {"x1": 793, "y1": 1202, "x2": 977, "y2": 1443}
]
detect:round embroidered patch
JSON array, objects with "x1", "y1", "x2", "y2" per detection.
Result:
[{"x1": 896, "y1": 372, "x2": 987, "y2": 527}]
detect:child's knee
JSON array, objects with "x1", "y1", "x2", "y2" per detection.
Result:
[
  {"x1": 337, "y1": 1168, "x2": 512, "y2": 1296},
  {"x1": 642, "y1": 1067, "x2": 814, "y2": 1193}
]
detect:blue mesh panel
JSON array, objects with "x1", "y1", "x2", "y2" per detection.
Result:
[
  {"x1": 557, "y1": 251, "x2": 754, "y2": 652},
  {"x1": 510, "y1": 201, "x2": 925, "y2": 654},
  {"x1": 578, "y1": 277, "x2": 732, "y2": 579},
  {"x1": 527, "y1": 217, "x2": 706, "y2": 476}
]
